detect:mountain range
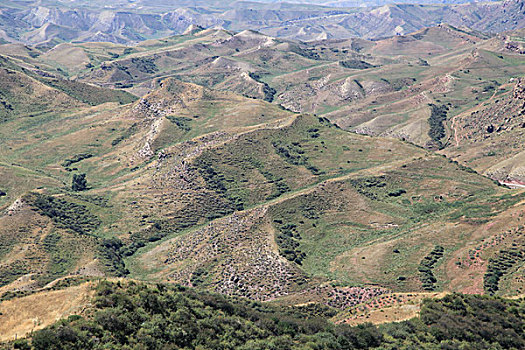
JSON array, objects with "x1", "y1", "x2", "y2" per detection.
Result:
[
  {"x1": 1, "y1": 0, "x2": 524, "y2": 45},
  {"x1": 0, "y1": 0, "x2": 524, "y2": 346}
]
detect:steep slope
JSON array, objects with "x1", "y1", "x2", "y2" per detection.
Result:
[
  {"x1": 442, "y1": 77, "x2": 525, "y2": 183},
  {"x1": 0, "y1": 54, "x2": 136, "y2": 120},
  {"x1": 0, "y1": 56, "x2": 86, "y2": 121}
]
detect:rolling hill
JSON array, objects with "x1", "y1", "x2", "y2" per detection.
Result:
[
  {"x1": 5, "y1": 22, "x2": 520, "y2": 182},
  {"x1": 0, "y1": 12, "x2": 524, "y2": 347},
  {"x1": 0, "y1": 53, "x2": 523, "y2": 304}
]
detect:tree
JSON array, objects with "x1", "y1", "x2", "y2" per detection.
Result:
[{"x1": 72, "y1": 173, "x2": 87, "y2": 191}]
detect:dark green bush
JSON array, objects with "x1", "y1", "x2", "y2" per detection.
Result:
[
  {"x1": 418, "y1": 245, "x2": 445, "y2": 291},
  {"x1": 28, "y1": 193, "x2": 100, "y2": 235},
  {"x1": 428, "y1": 104, "x2": 448, "y2": 148},
  {"x1": 72, "y1": 173, "x2": 87, "y2": 192},
  {"x1": 25, "y1": 282, "x2": 524, "y2": 350}
]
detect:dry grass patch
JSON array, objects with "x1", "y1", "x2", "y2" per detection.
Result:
[{"x1": 0, "y1": 282, "x2": 94, "y2": 342}]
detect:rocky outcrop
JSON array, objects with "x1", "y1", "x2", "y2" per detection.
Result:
[{"x1": 163, "y1": 208, "x2": 305, "y2": 301}]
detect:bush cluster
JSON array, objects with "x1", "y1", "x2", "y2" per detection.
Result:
[
  {"x1": 274, "y1": 221, "x2": 306, "y2": 265},
  {"x1": 418, "y1": 245, "x2": 445, "y2": 291},
  {"x1": 165, "y1": 116, "x2": 192, "y2": 132},
  {"x1": 427, "y1": 104, "x2": 448, "y2": 147},
  {"x1": 28, "y1": 193, "x2": 101, "y2": 235},
  {"x1": 484, "y1": 246, "x2": 524, "y2": 295},
  {"x1": 14, "y1": 283, "x2": 524, "y2": 350}
]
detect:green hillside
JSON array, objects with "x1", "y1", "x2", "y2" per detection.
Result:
[
  {"x1": 0, "y1": 20, "x2": 524, "y2": 347},
  {"x1": 2, "y1": 281, "x2": 523, "y2": 350}
]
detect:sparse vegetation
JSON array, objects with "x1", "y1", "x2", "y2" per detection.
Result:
[
  {"x1": 36, "y1": 77, "x2": 137, "y2": 106},
  {"x1": 111, "y1": 123, "x2": 139, "y2": 146}
]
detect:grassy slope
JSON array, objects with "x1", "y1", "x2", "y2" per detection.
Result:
[
  {"x1": 35, "y1": 25, "x2": 524, "y2": 183},
  {"x1": 0, "y1": 65, "x2": 522, "y2": 303},
  {"x1": 128, "y1": 113, "x2": 524, "y2": 302},
  {"x1": 0, "y1": 29, "x2": 523, "y2": 327}
]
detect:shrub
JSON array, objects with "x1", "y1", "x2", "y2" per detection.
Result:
[
  {"x1": 427, "y1": 104, "x2": 448, "y2": 148},
  {"x1": 72, "y1": 173, "x2": 88, "y2": 191},
  {"x1": 62, "y1": 153, "x2": 92, "y2": 167},
  {"x1": 26, "y1": 282, "x2": 525, "y2": 350},
  {"x1": 339, "y1": 60, "x2": 374, "y2": 69},
  {"x1": 418, "y1": 245, "x2": 445, "y2": 290},
  {"x1": 484, "y1": 245, "x2": 524, "y2": 295},
  {"x1": 165, "y1": 116, "x2": 192, "y2": 131},
  {"x1": 28, "y1": 193, "x2": 101, "y2": 235}
]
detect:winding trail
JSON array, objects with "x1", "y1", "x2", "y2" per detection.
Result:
[{"x1": 449, "y1": 83, "x2": 502, "y2": 148}]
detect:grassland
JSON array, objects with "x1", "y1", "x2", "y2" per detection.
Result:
[{"x1": 0, "y1": 24, "x2": 524, "y2": 345}]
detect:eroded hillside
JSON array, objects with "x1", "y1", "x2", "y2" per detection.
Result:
[
  {"x1": 2, "y1": 0, "x2": 525, "y2": 44},
  {"x1": 0, "y1": 21, "x2": 524, "y2": 345}
]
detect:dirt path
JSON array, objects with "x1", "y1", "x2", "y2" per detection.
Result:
[
  {"x1": 449, "y1": 84, "x2": 502, "y2": 148},
  {"x1": 451, "y1": 112, "x2": 462, "y2": 147},
  {"x1": 254, "y1": 156, "x2": 421, "y2": 210}
]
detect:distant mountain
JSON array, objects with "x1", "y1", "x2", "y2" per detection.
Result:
[{"x1": 0, "y1": 0, "x2": 522, "y2": 45}]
